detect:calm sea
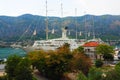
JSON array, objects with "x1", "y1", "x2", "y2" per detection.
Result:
[{"x1": 0, "y1": 48, "x2": 26, "y2": 59}]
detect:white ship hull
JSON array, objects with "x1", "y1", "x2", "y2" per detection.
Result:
[
  {"x1": 22, "y1": 45, "x2": 58, "y2": 53},
  {"x1": 22, "y1": 39, "x2": 85, "y2": 53},
  {"x1": 22, "y1": 46, "x2": 36, "y2": 53}
]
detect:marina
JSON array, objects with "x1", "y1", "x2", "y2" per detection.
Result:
[{"x1": 0, "y1": 0, "x2": 119, "y2": 79}]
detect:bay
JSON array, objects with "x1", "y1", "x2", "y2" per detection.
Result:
[{"x1": 0, "y1": 48, "x2": 26, "y2": 59}]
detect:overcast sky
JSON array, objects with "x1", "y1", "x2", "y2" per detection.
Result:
[{"x1": 0, "y1": 0, "x2": 120, "y2": 17}]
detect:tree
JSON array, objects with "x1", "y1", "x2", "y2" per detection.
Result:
[
  {"x1": 27, "y1": 44, "x2": 91, "y2": 80},
  {"x1": 36, "y1": 51, "x2": 72, "y2": 80},
  {"x1": 103, "y1": 53, "x2": 113, "y2": 61},
  {"x1": 5, "y1": 55, "x2": 34, "y2": 80},
  {"x1": 14, "y1": 58, "x2": 33, "y2": 80},
  {"x1": 5, "y1": 55, "x2": 21, "y2": 80},
  {"x1": 73, "y1": 46, "x2": 84, "y2": 54},
  {"x1": 57, "y1": 43, "x2": 70, "y2": 54},
  {"x1": 28, "y1": 47, "x2": 72, "y2": 80},
  {"x1": 70, "y1": 53, "x2": 92, "y2": 75},
  {"x1": 27, "y1": 50, "x2": 47, "y2": 69},
  {"x1": 96, "y1": 44, "x2": 114, "y2": 62}
]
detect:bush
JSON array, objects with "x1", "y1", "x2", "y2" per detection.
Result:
[
  {"x1": 0, "y1": 76, "x2": 7, "y2": 80},
  {"x1": 103, "y1": 70, "x2": 119, "y2": 80},
  {"x1": 95, "y1": 59, "x2": 103, "y2": 68},
  {"x1": 70, "y1": 53, "x2": 92, "y2": 75},
  {"x1": 88, "y1": 67, "x2": 103, "y2": 80},
  {"x1": 32, "y1": 77, "x2": 37, "y2": 80},
  {"x1": 102, "y1": 62, "x2": 120, "y2": 80},
  {"x1": 77, "y1": 71, "x2": 88, "y2": 80}
]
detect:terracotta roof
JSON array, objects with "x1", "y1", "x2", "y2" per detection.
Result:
[{"x1": 83, "y1": 41, "x2": 99, "y2": 47}]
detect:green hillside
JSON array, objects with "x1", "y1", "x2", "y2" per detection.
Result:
[{"x1": 0, "y1": 14, "x2": 120, "y2": 42}]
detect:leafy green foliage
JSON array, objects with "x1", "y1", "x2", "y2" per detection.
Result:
[
  {"x1": 5, "y1": 55, "x2": 33, "y2": 80},
  {"x1": 95, "y1": 59, "x2": 103, "y2": 68},
  {"x1": 88, "y1": 67, "x2": 103, "y2": 80},
  {"x1": 5, "y1": 55, "x2": 21, "y2": 80},
  {"x1": 70, "y1": 53, "x2": 92, "y2": 75},
  {"x1": 28, "y1": 44, "x2": 92, "y2": 80},
  {"x1": 57, "y1": 43, "x2": 70, "y2": 54},
  {"x1": 28, "y1": 50, "x2": 47, "y2": 69},
  {"x1": 115, "y1": 62, "x2": 120, "y2": 75},
  {"x1": 77, "y1": 71, "x2": 88, "y2": 80},
  {"x1": 0, "y1": 76, "x2": 7, "y2": 80},
  {"x1": 99, "y1": 63, "x2": 120, "y2": 80},
  {"x1": 96, "y1": 44, "x2": 114, "y2": 55},
  {"x1": 28, "y1": 44, "x2": 72, "y2": 80},
  {"x1": 14, "y1": 58, "x2": 33, "y2": 80},
  {"x1": 103, "y1": 70, "x2": 119, "y2": 80},
  {"x1": 73, "y1": 46, "x2": 84, "y2": 54},
  {"x1": 77, "y1": 64, "x2": 120, "y2": 80},
  {"x1": 96, "y1": 44, "x2": 114, "y2": 61},
  {"x1": 103, "y1": 53, "x2": 113, "y2": 61}
]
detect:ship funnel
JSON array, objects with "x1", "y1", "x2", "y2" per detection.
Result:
[{"x1": 62, "y1": 27, "x2": 68, "y2": 39}]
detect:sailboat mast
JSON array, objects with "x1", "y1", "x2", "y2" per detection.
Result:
[{"x1": 46, "y1": 0, "x2": 49, "y2": 40}]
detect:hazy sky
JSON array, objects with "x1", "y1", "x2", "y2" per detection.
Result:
[{"x1": 0, "y1": 0, "x2": 120, "y2": 17}]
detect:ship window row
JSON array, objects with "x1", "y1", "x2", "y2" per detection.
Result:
[{"x1": 36, "y1": 42, "x2": 52, "y2": 44}]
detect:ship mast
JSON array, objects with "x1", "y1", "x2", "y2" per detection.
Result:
[
  {"x1": 92, "y1": 16, "x2": 95, "y2": 39},
  {"x1": 60, "y1": 1, "x2": 67, "y2": 39},
  {"x1": 61, "y1": 1, "x2": 63, "y2": 18},
  {"x1": 84, "y1": 11, "x2": 87, "y2": 40},
  {"x1": 75, "y1": 8, "x2": 77, "y2": 39},
  {"x1": 45, "y1": 0, "x2": 49, "y2": 40}
]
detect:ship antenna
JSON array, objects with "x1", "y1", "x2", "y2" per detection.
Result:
[
  {"x1": 46, "y1": 0, "x2": 49, "y2": 40},
  {"x1": 75, "y1": 8, "x2": 77, "y2": 39}
]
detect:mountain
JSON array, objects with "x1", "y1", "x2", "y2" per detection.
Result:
[{"x1": 0, "y1": 14, "x2": 120, "y2": 42}]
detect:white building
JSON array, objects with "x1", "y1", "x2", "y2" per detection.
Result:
[{"x1": 83, "y1": 41, "x2": 99, "y2": 60}]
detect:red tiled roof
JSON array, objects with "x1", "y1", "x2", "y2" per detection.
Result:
[{"x1": 83, "y1": 41, "x2": 99, "y2": 47}]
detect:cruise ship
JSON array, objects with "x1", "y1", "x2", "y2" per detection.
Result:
[
  {"x1": 21, "y1": 0, "x2": 87, "y2": 53},
  {"x1": 23, "y1": 27, "x2": 86, "y2": 53}
]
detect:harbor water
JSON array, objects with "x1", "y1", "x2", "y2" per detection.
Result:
[{"x1": 0, "y1": 48, "x2": 26, "y2": 59}]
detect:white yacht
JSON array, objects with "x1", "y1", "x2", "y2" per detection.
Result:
[{"x1": 23, "y1": 27, "x2": 86, "y2": 53}]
